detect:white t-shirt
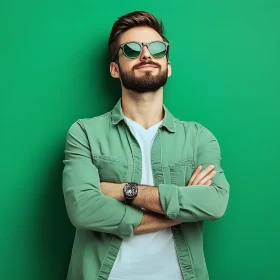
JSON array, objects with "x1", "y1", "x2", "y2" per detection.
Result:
[{"x1": 108, "y1": 116, "x2": 183, "y2": 280}]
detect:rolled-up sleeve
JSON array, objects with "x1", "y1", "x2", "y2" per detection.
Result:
[
  {"x1": 62, "y1": 121, "x2": 143, "y2": 239},
  {"x1": 158, "y1": 124, "x2": 230, "y2": 222}
]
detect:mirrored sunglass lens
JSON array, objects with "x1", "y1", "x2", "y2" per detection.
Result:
[
  {"x1": 123, "y1": 43, "x2": 141, "y2": 58},
  {"x1": 149, "y1": 42, "x2": 166, "y2": 58}
]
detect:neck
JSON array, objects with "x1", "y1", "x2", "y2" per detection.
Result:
[{"x1": 121, "y1": 87, "x2": 164, "y2": 130}]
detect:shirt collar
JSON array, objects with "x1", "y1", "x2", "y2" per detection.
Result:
[{"x1": 111, "y1": 98, "x2": 176, "y2": 133}]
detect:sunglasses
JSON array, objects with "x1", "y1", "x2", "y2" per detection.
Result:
[{"x1": 112, "y1": 41, "x2": 169, "y2": 62}]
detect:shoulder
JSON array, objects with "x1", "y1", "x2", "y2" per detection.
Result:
[
  {"x1": 173, "y1": 117, "x2": 219, "y2": 144},
  {"x1": 66, "y1": 111, "x2": 112, "y2": 136},
  {"x1": 173, "y1": 117, "x2": 210, "y2": 134}
]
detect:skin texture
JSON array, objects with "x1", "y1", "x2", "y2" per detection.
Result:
[
  {"x1": 100, "y1": 165, "x2": 216, "y2": 234},
  {"x1": 134, "y1": 211, "x2": 181, "y2": 235}
]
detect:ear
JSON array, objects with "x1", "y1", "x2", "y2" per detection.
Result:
[
  {"x1": 110, "y1": 62, "x2": 120, "y2": 79},
  {"x1": 167, "y1": 61, "x2": 172, "y2": 77}
]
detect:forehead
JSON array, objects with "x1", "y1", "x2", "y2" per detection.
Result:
[{"x1": 118, "y1": 27, "x2": 163, "y2": 44}]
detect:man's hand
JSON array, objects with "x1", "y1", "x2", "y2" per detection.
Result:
[{"x1": 187, "y1": 165, "x2": 216, "y2": 186}]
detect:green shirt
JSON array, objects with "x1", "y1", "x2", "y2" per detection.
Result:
[{"x1": 62, "y1": 98, "x2": 230, "y2": 280}]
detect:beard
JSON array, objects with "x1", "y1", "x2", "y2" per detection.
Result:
[{"x1": 118, "y1": 61, "x2": 168, "y2": 94}]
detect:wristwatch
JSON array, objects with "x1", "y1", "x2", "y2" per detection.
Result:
[{"x1": 123, "y1": 182, "x2": 138, "y2": 204}]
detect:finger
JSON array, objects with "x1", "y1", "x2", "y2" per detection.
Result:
[
  {"x1": 205, "y1": 180, "x2": 212, "y2": 186},
  {"x1": 193, "y1": 164, "x2": 215, "y2": 185},
  {"x1": 198, "y1": 170, "x2": 216, "y2": 185},
  {"x1": 187, "y1": 165, "x2": 202, "y2": 186},
  {"x1": 192, "y1": 165, "x2": 214, "y2": 185}
]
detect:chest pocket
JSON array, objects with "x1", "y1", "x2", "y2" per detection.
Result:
[
  {"x1": 168, "y1": 159, "x2": 195, "y2": 186},
  {"x1": 92, "y1": 155, "x2": 128, "y2": 183}
]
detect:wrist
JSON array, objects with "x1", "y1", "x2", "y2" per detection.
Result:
[{"x1": 115, "y1": 183, "x2": 126, "y2": 201}]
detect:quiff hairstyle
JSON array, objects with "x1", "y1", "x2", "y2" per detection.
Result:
[{"x1": 108, "y1": 11, "x2": 169, "y2": 61}]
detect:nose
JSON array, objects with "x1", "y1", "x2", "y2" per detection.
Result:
[{"x1": 139, "y1": 45, "x2": 151, "y2": 61}]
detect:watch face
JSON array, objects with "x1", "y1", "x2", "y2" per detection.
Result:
[{"x1": 124, "y1": 183, "x2": 138, "y2": 198}]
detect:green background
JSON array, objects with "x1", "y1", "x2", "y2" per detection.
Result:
[{"x1": 1, "y1": 0, "x2": 279, "y2": 279}]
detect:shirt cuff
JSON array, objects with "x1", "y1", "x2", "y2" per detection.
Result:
[
  {"x1": 158, "y1": 183, "x2": 180, "y2": 220},
  {"x1": 117, "y1": 205, "x2": 143, "y2": 239}
]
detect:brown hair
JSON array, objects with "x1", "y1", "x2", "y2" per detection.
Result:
[{"x1": 108, "y1": 11, "x2": 169, "y2": 61}]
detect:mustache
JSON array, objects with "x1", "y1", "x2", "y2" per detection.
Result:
[{"x1": 133, "y1": 61, "x2": 161, "y2": 70}]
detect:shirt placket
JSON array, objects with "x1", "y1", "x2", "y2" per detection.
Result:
[{"x1": 151, "y1": 128, "x2": 197, "y2": 280}]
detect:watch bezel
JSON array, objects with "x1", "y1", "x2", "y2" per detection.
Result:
[{"x1": 123, "y1": 182, "x2": 138, "y2": 202}]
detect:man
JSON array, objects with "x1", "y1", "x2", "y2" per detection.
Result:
[{"x1": 62, "y1": 11, "x2": 230, "y2": 280}]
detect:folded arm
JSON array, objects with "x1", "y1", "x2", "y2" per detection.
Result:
[
  {"x1": 158, "y1": 126, "x2": 230, "y2": 222},
  {"x1": 134, "y1": 210, "x2": 181, "y2": 234},
  {"x1": 103, "y1": 125, "x2": 230, "y2": 222},
  {"x1": 62, "y1": 121, "x2": 143, "y2": 239}
]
